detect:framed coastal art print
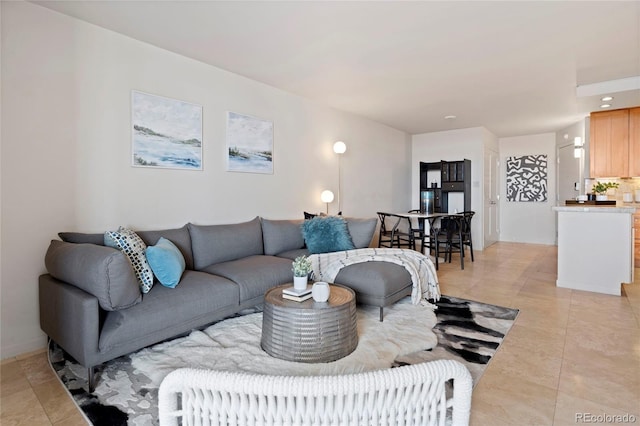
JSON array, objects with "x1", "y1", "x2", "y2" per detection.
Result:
[
  {"x1": 226, "y1": 111, "x2": 274, "y2": 174},
  {"x1": 506, "y1": 154, "x2": 548, "y2": 202},
  {"x1": 131, "y1": 91, "x2": 203, "y2": 170}
]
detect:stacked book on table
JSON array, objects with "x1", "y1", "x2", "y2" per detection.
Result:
[{"x1": 282, "y1": 286, "x2": 312, "y2": 302}]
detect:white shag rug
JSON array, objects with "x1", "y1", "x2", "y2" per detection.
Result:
[
  {"x1": 126, "y1": 298, "x2": 437, "y2": 389},
  {"x1": 49, "y1": 295, "x2": 519, "y2": 425}
]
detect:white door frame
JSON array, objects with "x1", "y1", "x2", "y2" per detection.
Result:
[{"x1": 484, "y1": 148, "x2": 500, "y2": 248}]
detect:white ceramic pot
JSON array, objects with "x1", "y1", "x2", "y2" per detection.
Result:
[
  {"x1": 312, "y1": 281, "x2": 330, "y2": 302},
  {"x1": 595, "y1": 194, "x2": 608, "y2": 201},
  {"x1": 293, "y1": 276, "x2": 308, "y2": 291}
]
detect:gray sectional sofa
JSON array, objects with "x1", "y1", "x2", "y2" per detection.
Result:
[{"x1": 39, "y1": 216, "x2": 412, "y2": 390}]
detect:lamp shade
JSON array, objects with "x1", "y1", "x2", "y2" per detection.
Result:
[
  {"x1": 320, "y1": 190, "x2": 335, "y2": 203},
  {"x1": 333, "y1": 141, "x2": 347, "y2": 154}
]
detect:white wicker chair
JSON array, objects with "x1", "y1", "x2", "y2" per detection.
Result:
[{"x1": 158, "y1": 359, "x2": 472, "y2": 426}]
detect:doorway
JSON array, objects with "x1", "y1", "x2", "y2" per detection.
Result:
[
  {"x1": 557, "y1": 143, "x2": 581, "y2": 206},
  {"x1": 484, "y1": 149, "x2": 500, "y2": 248}
]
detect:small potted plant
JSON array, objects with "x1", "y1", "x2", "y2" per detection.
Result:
[
  {"x1": 292, "y1": 255, "x2": 312, "y2": 291},
  {"x1": 592, "y1": 181, "x2": 619, "y2": 201}
]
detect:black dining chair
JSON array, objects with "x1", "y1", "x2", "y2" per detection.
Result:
[
  {"x1": 433, "y1": 215, "x2": 464, "y2": 270},
  {"x1": 377, "y1": 212, "x2": 397, "y2": 248},
  {"x1": 459, "y1": 211, "x2": 475, "y2": 262},
  {"x1": 407, "y1": 209, "x2": 432, "y2": 254},
  {"x1": 377, "y1": 212, "x2": 414, "y2": 249}
]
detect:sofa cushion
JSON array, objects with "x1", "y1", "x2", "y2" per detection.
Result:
[
  {"x1": 275, "y1": 248, "x2": 310, "y2": 261},
  {"x1": 202, "y1": 255, "x2": 292, "y2": 302},
  {"x1": 105, "y1": 227, "x2": 155, "y2": 294},
  {"x1": 137, "y1": 225, "x2": 194, "y2": 270},
  {"x1": 188, "y1": 217, "x2": 264, "y2": 269},
  {"x1": 99, "y1": 270, "x2": 240, "y2": 352},
  {"x1": 345, "y1": 217, "x2": 378, "y2": 249},
  {"x1": 58, "y1": 232, "x2": 104, "y2": 245},
  {"x1": 44, "y1": 240, "x2": 141, "y2": 311},
  {"x1": 301, "y1": 216, "x2": 355, "y2": 254},
  {"x1": 145, "y1": 237, "x2": 186, "y2": 288},
  {"x1": 261, "y1": 218, "x2": 305, "y2": 256}
]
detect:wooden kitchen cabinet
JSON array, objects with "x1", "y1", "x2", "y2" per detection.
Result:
[
  {"x1": 629, "y1": 107, "x2": 640, "y2": 177},
  {"x1": 590, "y1": 108, "x2": 630, "y2": 177},
  {"x1": 590, "y1": 107, "x2": 640, "y2": 177}
]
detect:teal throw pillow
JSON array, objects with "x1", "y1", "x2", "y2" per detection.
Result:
[
  {"x1": 145, "y1": 237, "x2": 186, "y2": 288},
  {"x1": 301, "y1": 216, "x2": 355, "y2": 254}
]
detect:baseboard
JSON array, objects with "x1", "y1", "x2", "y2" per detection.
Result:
[{"x1": 0, "y1": 335, "x2": 47, "y2": 360}]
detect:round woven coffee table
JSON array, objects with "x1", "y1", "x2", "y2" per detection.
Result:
[{"x1": 261, "y1": 283, "x2": 358, "y2": 363}]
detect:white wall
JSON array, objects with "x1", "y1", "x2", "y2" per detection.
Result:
[
  {"x1": 556, "y1": 119, "x2": 586, "y2": 196},
  {"x1": 498, "y1": 133, "x2": 557, "y2": 245},
  {"x1": 411, "y1": 127, "x2": 488, "y2": 250},
  {"x1": 0, "y1": 2, "x2": 3, "y2": 354},
  {"x1": 482, "y1": 127, "x2": 500, "y2": 153},
  {"x1": 0, "y1": 1, "x2": 411, "y2": 358}
]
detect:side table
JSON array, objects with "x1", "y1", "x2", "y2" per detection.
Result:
[{"x1": 261, "y1": 283, "x2": 358, "y2": 363}]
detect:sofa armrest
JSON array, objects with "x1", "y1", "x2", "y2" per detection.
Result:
[
  {"x1": 45, "y1": 240, "x2": 141, "y2": 311},
  {"x1": 39, "y1": 274, "x2": 101, "y2": 368},
  {"x1": 345, "y1": 217, "x2": 378, "y2": 248}
]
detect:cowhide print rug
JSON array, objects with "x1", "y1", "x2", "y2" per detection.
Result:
[{"x1": 48, "y1": 295, "x2": 518, "y2": 426}]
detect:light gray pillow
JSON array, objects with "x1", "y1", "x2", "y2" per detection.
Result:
[
  {"x1": 45, "y1": 240, "x2": 141, "y2": 311},
  {"x1": 261, "y1": 218, "x2": 305, "y2": 255},
  {"x1": 345, "y1": 217, "x2": 378, "y2": 248},
  {"x1": 58, "y1": 232, "x2": 105, "y2": 245}
]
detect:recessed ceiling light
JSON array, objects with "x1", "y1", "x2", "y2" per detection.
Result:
[
  {"x1": 601, "y1": 96, "x2": 613, "y2": 102},
  {"x1": 600, "y1": 104, "x2": 611, "y2": 108},
  {"x1": 444, "y1": 115, "x2": 456, "y2": 120}
]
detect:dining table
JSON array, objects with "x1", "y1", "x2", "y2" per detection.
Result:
[{"x1": 378, "y1": 211, "x2": 464, "y2": 261}]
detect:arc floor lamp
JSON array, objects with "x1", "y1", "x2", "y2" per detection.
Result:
[{"x1": 333, "y1": 141, "x2": 346, "y2": 213}]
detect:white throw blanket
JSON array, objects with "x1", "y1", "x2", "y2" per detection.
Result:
[{"x1": 308, "y1": 248, "x2": 440, "y2": 306}]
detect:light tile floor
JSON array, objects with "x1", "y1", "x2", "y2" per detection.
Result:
[{"x1": 1, "y1": 242, "x2": 639, "y2": 425}]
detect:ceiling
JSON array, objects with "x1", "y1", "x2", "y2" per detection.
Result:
[{"x1": 32, "y1": 1, "x2": 640, "y2": 137}]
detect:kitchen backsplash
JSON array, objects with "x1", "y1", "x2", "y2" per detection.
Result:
[{"x1": 585, "y1": 177, "x2": 640, "y2": 202}]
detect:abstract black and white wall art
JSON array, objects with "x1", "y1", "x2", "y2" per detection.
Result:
[{"x1": 506, "y1": 155, "x2": 548, "y2": 202}]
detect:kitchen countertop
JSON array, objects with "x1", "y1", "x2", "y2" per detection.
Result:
[
  {"x1": 556, "y1": 200, "x2": 639, "y2": 213},
  {"x1": 553, "y1": 205, "x2": 637, "y2": 213}
]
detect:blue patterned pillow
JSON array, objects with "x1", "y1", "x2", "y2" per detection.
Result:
[
  {"x1": 301, "y1": 216, "x2": 355, "y2": 254},
  {"x1": 105, "y1": 227, "x2": 155, "y2": 293},
  {"x1": 145, "y1": 237, "x2": 185, "y2": 288}
]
